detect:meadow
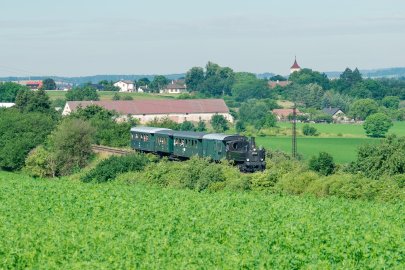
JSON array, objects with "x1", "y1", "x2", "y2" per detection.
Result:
[
  {"x1": 46, "y1": 90, "x2": 175, "y2": 100},
  {"x1": 0, "y1": 171, "x2": 403, "y2": 269},
  {"x1": 256, "y1": 121, "x2": 405, "y2": 163}
]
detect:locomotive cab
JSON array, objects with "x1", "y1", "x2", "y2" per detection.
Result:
[{"x1": 226, "y1": 137, "x2": 266, "y2": 172}]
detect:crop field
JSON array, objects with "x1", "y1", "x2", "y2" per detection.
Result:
[
  {"x1": 46, "y1": 90, "x2": 175, "y2": 101},
  {"x1": 256, "y1": 137, "x2": 380, "y2": 163},
  {"x1": 0, "y1": 172, "x2": 403, "y2": 269}
]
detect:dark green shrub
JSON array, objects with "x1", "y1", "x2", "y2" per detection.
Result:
[
  {"x1": 81, "y1": 153, "x2": 150, "y2": 183},
  {"x1": 302, "y1": 124, "x2": 319, "y2": 136},
  {"x1": 309, "y1": 152, "x2": 335, "y2": 175},
  {"x1": 235, "y1": 121, "x2": 246, "y2": 133}
]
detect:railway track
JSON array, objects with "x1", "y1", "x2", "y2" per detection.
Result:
[{"x1": 92, "y1": 145, "x2": 133, "y2": 155}]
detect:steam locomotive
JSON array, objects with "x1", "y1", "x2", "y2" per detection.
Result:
[{"x1": 131, "y1": 126, "x2": 266, "y2": 172}]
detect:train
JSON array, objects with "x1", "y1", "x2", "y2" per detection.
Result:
[{"x1": 130, "y1": 126, "x2": 266, "y2": 172}]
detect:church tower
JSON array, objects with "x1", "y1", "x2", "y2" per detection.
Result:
[{"x1": 290, "y1": 57, "x2": 301, "y2": 74}]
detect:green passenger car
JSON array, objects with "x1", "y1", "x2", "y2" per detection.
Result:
[
  {"x1": 130, "y1": 127, "x2": 171, "y2": 152},
  {"x1": 172, "y1": 132, "x2": 206, "y2": 158}
]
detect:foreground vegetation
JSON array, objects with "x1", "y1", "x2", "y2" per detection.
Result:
[{"x1": 0, "y1": 171, "x2": 403, "y2": 269}]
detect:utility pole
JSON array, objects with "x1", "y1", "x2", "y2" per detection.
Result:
[{"x1": 292, "y1": 103, "x2": 297, "y2": 159}]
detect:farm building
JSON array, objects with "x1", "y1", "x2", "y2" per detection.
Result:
[
  {"x1": 62, "y1": 99, "x2": 233, "y2": 124},
  {"x1": 272, "y1": 108, "x2": 302, "y2": 121}
]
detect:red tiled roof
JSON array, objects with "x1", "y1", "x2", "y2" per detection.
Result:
[
  {"x1": 66, "y1": 99, "x2": 229, "y2": 115},
  {"x1": 272, "y1": 108, "x2": 301, "y2": 117},
  {"x1": 291, "y1": 59, "x2": 301, "y2": 69}
]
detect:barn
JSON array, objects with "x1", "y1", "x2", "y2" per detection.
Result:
[{"x1": 62, "y1": 99, "x2": 233, "y2": 124}]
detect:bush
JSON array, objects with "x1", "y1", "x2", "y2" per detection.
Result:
[
  {"x1": 24, "y1": 146, "x2": 57, "y2": 178},
  {"x1": 48, "y1": 119, "x2": 95, "y2": 176},
  {"x1": 348, "y1": 135, "x2": 405, "y2": 179},
  {"x1": 309, "y1": 152, "x2": 335, "y2": 175},
  {"x1": 302, "y1": 124, "x2": 319, "y2": 136},
  {"x1": 180, "y1": 121, "x2": 195, "y2": 131},
  {"x1": 82, "y1": 153, "x2": 150, "y2": 183}
]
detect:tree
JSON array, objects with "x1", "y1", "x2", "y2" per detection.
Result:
[
  {"x1": 0, "y1": 109, "x2": 56, "y2": 171},
  {"x1": 98, "y1": 80, "x2": 120, "y2": 91},
  {"x1": 15, "y1": 88, "x2": 53, "y2": 114},
  {"x1": 66, "y1": 86, "x2": 99, "y2": 101},
  {"x1": 180, "y1": 121, "x2": 195, "y2": 131},
  {"x1": 137, "y1": 78, "x2": 150, "y2": 87},
  {"x1": 235, "y1": 121, "x2": 246, "y2": 133},
  {"x1": 382, "y1": 96, "x2": 400, "y2": 109},
  {"x1": 231, "y1": 72, "x2": 271, "y2": 101},
  {"x1": 333, "y1": 67, "x2": 362, "y2": 93},
  {"x1": 210, "y1": 114, "x2": 229, "y2": 132},
  {"x1": 363, "y1": 113, "x2": 393, "y2": 137},
  {"x1": 48, "y1": 119, "x2": 95, "y2": 176},
  {"x1": 185, "y1": 67, "x2": 204, "y2": 91},
  {"x1": 149, "y1": 75, "x2": 169, "y2": 92},
  {"x1": 309, "y1": 152, "x2": 335, "y2": 176},
  {"x1": 0, "y1": 82, "x2": 30, "y2": 102},
  {"x1": 70, "y1": 105, "x2": 132, "y2": 147},
  {"x1": 239, "y1": 99, "x2": 279, "y2": 129},
  {"x1": 269, "y1": 75, "x2": 287, "y2": 81},
  {"x1": 196, "y1": 120, "x2": 207, "y2": 132},
  {"x1": 349, "y1": 98, "x2": 379, "y2": 121},
  {"x1": 41, "y1": 78, "x2": 56, "y2": 90},
  {"x1": 288, "y1": 68, "x2": 330, "y2": 90}
]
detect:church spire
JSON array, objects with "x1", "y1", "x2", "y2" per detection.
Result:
[{"x1": 290, "y1": 56, "x2": 301, "y2": 74}]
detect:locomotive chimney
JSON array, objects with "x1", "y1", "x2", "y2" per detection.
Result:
[{"x1": 250, "y1": 137, "x2": 256, "y2": 149}]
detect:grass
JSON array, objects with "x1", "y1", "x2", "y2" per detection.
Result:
[
  {"x1": 256, "y1": 137, "x2": 380, "y2": 163},
  {"x1": 46, "y1": 90, "x2": 175, "y2": 101},
  {"x1": 276, "y1": 121, "x2": 405, "y2": 138},
  {"x1": 255, "y1": 122, "x2": 405, "y2": 163},
  {"x1": 0, "y1": 171, "x2": 403, "y2": 269}
]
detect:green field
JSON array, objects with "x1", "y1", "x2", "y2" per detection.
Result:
[
  {"x1": 256, "y1": 122, "x2": 405, "y2": 163},
  {"x1": 0, "y1": 172, "x2": 403, "y2": 269},
  {"x1": 257, "y1": 137, "x2": 380, "y2": 163},
  {"x1": 46, "y1": 90, "x2": 175, "y2": 100},
  {"x1": 277, "y1": 121, "x2": 405, "y2": 138}
]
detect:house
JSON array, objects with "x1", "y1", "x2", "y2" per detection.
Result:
[
  {"x1": 160, "y1": 80, "x2": 187, "y2": 94},
  {"x1": 18, "y1": 80, "x2": 43, "y2": 90},
  {"x1": 272, "y1": 108, "x2": 302, "y2": 121},
  {"x1": 0, "y1": 103, "x2": 15, "y2": 108},
  {"x1": 137, "y1": 85, "x2": 149, "y2": 93},
  {"x1": 114, "y1": 80, "x2": 135, "y2": 92},
  {"x1": 322, "y1": 107, "x2": 349, "y2": 122},
  {"x1": 62, "y1": 99, "x2": 233, "y2": 124},
  {"x1": 268, "y1": 80, "x2": 291, "y2": 89},
  {"x1": 290, "y1": 57, "x2": 301, "y2": 74}
]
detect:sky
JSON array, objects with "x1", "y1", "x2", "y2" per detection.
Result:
[{"x1": 0, "y1": 0, "x2": 404, "y2": 77}]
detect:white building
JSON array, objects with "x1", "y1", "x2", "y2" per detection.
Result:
[
  {"x1": 160, "y1": 80, "x2": 187, "y2": 94},
  {"x1": 62, "y1": 99, "x2": 233, "y2": 124},
  {"x1": 114, "y1": 80, "x2": 135, "y2": 92},
  {"x1": 0, "y1": 103, "x2": 15, "y2": 108}
]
